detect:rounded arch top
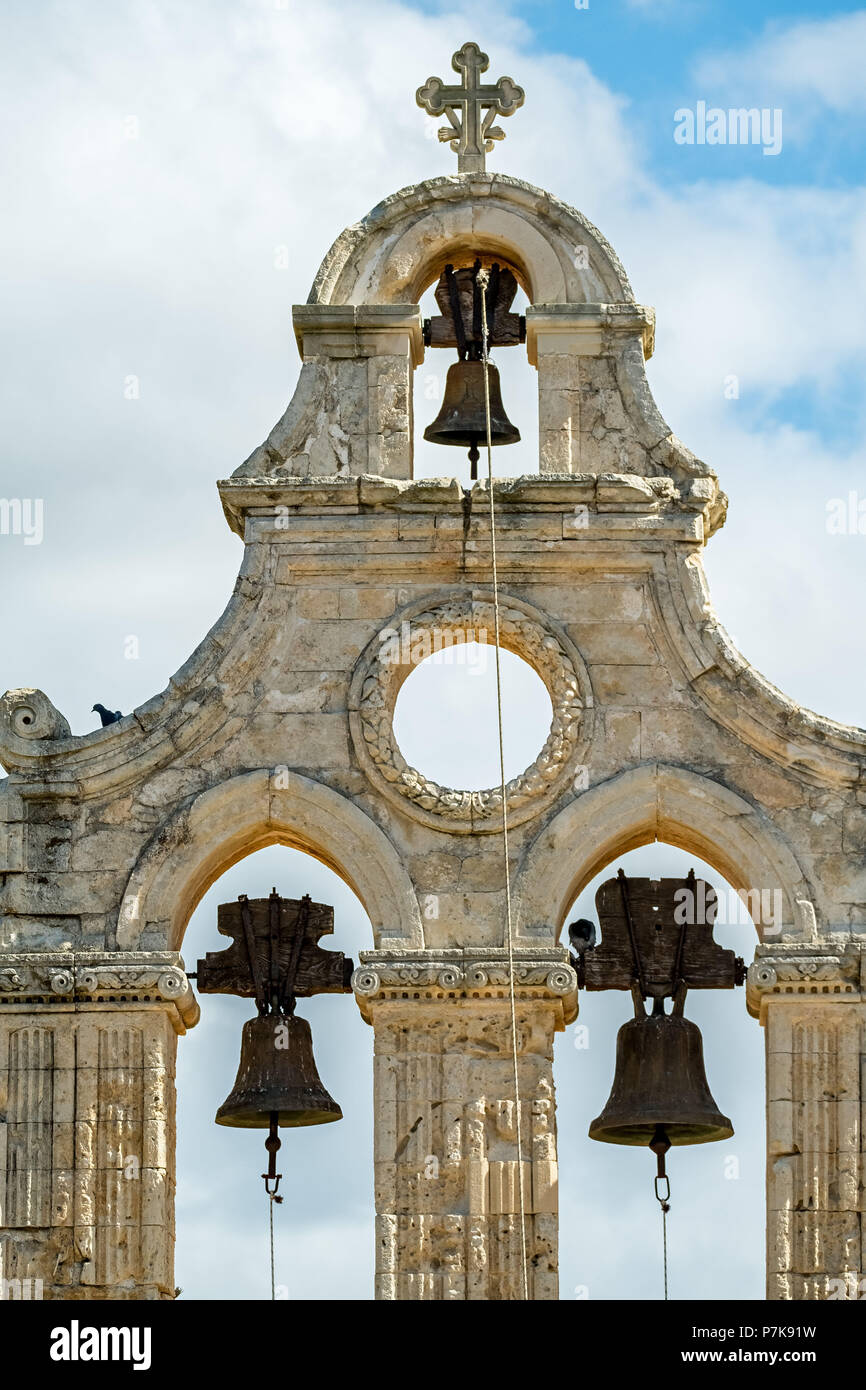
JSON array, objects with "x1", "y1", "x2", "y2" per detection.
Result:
[
  {"x1": 117, "y1": 769, "x2": 424, "y2": 952},
  {"x1": 308, "y1": 174, "x2": 635, "y2": 308},
  {"x1": 514, "y1": 764, "x2": 817, "y2": 945}
]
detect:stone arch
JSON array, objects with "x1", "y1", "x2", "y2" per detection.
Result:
[
  {"x1": 231, "y1": 173, "x2": 664, "y2": 483},
  {"x1": 117, "y1": 768, "x2": 424, "y2": 951},
  {"x1": 308, "y1": 173, "x2": 634, "y2": 307},
  {"x1": 514, "y1": 764, "x2": 815, "y2": 943}
]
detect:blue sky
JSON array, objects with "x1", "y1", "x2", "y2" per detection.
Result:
[
  {"x1": 433, "y1": 0, "x2": 866, "y2": 453},
  {"x1": 531, "y1": 0, "x2": 864, "y2": 170},
  {"x1": 1, "y1": 0, "x2": 864, "y2": 1301}
]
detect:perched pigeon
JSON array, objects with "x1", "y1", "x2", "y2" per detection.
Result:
[
  {"x1": 92, "y1": 703, "x2": 122, "y2": 727},
  {"x1": 568, "y1": 918, "x2": 597, "y2": 953}
]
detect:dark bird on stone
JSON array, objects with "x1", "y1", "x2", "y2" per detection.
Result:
[
  {"x1": 93, "y1": 703, "x2": 122, "y2": 727},
  {"x1": 568, "y1": 918, "x2": 597, "y2": 954}
]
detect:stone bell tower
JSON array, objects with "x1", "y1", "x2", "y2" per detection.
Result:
[{"x1": 1, "y1": 43, "x2": 865, "y2": 1301}]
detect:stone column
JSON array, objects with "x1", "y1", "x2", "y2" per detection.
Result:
[
  {"x1": 0, "y1": 953, "x2": 197, "y2": 1300},
  {"x1": 353, "y1": 948, "x2": 577, "y2": 1300},
  {"x1": 526, "y1": 305, "x2": 656, "y2": 476},
  {"x1": 291, "y1": 304, "x2": 424, "y2": 479},
  {"x1": 748, "y1": 942, "x2": 864, "y2": 1301}
]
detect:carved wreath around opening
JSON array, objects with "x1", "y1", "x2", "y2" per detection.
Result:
[{"x1": 353, "y1": 598, "x2": 590, "y2": 827}]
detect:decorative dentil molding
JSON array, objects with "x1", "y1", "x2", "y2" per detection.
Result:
[{"x1": 746, "y1": 941, "x2": 863, "y2": 1018}]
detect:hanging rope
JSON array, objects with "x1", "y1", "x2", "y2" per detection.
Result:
[
  {"x1": 477, "y1": 268, "x2": 529, "y2": 1302},
  {"x1": 268, "y1": 1190, "x2": 277, "y2": 1300},
  {"x1": 653, "y1": 1157, "x2": 671, "y2": 1300}
]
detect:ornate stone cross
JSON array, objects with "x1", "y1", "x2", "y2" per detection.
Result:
[{"x1": 416, "y1": 41, "x2": 524, "y2": 173}]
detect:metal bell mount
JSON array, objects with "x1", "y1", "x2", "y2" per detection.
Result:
[
  {"x1": 571, "y1": 868, "x2": 745, "y2": 1294},
  {"x1": 573, "y1": 869, "x2": 744, "y2": 1175},
  {"x1": 422, "y1": 259, "x2": 523, "y2": 477},
  {"x1": 196, "y1": 888, "x2": 354, "y2": 1194}
]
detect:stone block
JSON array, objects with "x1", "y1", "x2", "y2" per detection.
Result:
[
  {"x1": 261, "y1": 671, "x2": 346, "y2": 714},
  {"x1": 766, "y1": 1049, "x2": 792, "y2": 1102},
  {"x1": 523, "y1": 582, "x2": 645, "y2": 623},
  {"x1": 458, "y1": 854, "x2": 511, "y2": 892},
  {"x1": 283, "y1": 620, "x2": 380, "y2": 671},
  {"x1": 590, "y1": 663, "x2": 680, "y2": 707},
  {"x1": 243, "y1": 712, "x2": 351, "y2": 772},
  {"x1": 788, "y1": 1210, "x2": 860, "y2": 1274},
  {"x1": 338, "y1": 586, "x2": 396, "y2": 619},
  {"x1": 538, "y1": 388, "x2": 579, "y2": 435},
  {"x1": 70, "y1": 831, "x2": 145, "y2": 874},
  {"x1": 538, "y1": 354, "x2": 582, "y2": 391},
  {"x1": 568, "y1": 622, "x2": 658, "y2": 665},
  {"x1": 488, "y1": 1160, "x2": 532, "y2": 1215},
  {"x1": 768, "y1": 1100, "x2": 794, "y2": 1156},
  {"x1": 295, "y1": 587, "x2": 339, "y2": 620},
  {"x1": 532, "y1": 1158, "x2": 558, "y2": 1214},
  {"x1": 539, "y1": 432, "x2": 573, "y2": 474},
  {"x1": 407, "y1": 852, "x2": 461, "y2": 891}
]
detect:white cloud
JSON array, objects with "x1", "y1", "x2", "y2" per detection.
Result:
[
  {"x1": 694, "y1": 10, "x2": 866, "y2": 112},
  {"x1": 2, "y1": 0, "x2": 864, "y2": 1301}
]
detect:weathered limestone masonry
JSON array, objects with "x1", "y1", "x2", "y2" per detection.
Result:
[{"x1": 1, "y1": 172, "x2": 864, "y2": 1300}]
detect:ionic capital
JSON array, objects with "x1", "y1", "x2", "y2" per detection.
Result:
[
  {"x1": 351, "y1": 947, "x2": 578, "y2": 1026},
  {"x1": 0, "y1": 950, "x2": 199, "y2": 1030},
  {"x1": 746, "y1": 941, "x2": 862, "y2": 1021}
]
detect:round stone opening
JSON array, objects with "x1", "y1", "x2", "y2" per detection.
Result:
[
  {"x1": 351, "y1": 594, "x2": 592, "y2": 830},
  {"x1": 393, "y1": 642, "x2": 552, "y2": 790}
]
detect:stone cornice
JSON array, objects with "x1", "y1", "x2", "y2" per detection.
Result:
[
  {"x1": 351, "y1": 947, "x2": 578, "y2": 1025},
  {"x1": 217, "y1": 471, "x2": 720, "y2": 539},
  {"x1": 292, "y1": 303, "x2": 425, "y2": 366},
  {"x1": 525, "y1": 303, "x2": 655, "y2": 362},
  {"x1": 746, "y1": 941, "x2": 863, "y2": 1020},
  {"x1": 0, "y1": 951, "x2": 199, "y2": 1030}
]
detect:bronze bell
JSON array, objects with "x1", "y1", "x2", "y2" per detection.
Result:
[
  {"x1": 423, "y1": 359, "x2": 520, "y2": 475},
  {"x1": 589, "y1": 1004, "x2": 733, "y2": 1147},
  {"x1": 216, "y1": 1013, "x2": 342, "y2": 1129},
  {"x1": 422, "y1": 259, "x2": 523, "y2": 478},
  {"x1": 198, "y1": 889, "x2": 353, "y2": 1195}
]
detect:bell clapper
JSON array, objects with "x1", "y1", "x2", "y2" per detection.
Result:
[
  {"x1": 650, "y1": 1124, "x2": 671, "y2": 1301},
  {"x1": 421, "y1": 259, "x2": 521, "y2": 481},
  {"x1": 263, "y1": 1110, "x2": 283, "y2": 1302},
  {"x1": 262, "y1": 1111, "x2": 283, "y2": 1202},
  {"x1": 650, "y1": 1123, "x2": 671, "y2": 1210}
]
